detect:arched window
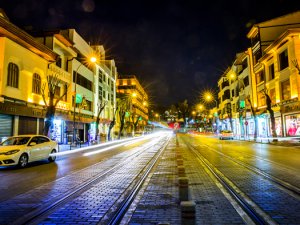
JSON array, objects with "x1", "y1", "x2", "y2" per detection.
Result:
[
  {"x1": 32, "y1": 73, "x2": 41, "y2": 94},
  {"x1": 7, "y1": 63, "x2": 19, "y2": 88}
]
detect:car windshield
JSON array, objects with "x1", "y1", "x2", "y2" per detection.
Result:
[{"x1": 0, "y1": 137, "x2": 31, "y2": 146}]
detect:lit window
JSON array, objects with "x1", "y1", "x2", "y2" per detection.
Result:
[
  {"x1": 32, "y1": 73, "x2": 41, "y2": 94},
  {"x1": 7, "y1": 63, "x2": 19, "y2": 88},
  {"x1": 281, "y1": 80, "x2": 290, "y2": 101},
  {"x1": 257, "y1": 91, "x2": 266, "y2": 107},
  {"x1": 269, "y1": 88, "x2": 276, "y2": 105}
]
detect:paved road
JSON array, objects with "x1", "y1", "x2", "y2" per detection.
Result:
[{"x1": 0, "y1": 133, "x2": 299, "y2": 224}]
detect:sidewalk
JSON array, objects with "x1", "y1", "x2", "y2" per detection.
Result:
[
  {"x1": 58, "y1": 142, "x2": 94, "y2": 152},
  {"x1": 238, "y1": 136, "x2": 300, "y2": 147}
]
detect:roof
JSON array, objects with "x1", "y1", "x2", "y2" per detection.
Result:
[
  {"x1": 247, "y1": 11, "x2": 300, "y2": 38},
  {"x1": 0, "y1": 10, "x2": 58, "y2": 62}
]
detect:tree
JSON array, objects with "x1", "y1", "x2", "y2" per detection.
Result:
[
  {"x1": 131, "y1": 112, "x2": 140, "y2": 134},
  {"x1": 107, "y1": 106, "x2": 118, "y2": 141},
  {"x1": 177, "y1": 100, "x2": 189, "y2": 126},
  {"x1": 264, "y1": 89, "x2": 277, "y2": 141},
  {"x1": 41, "y1": 74, "x2": 68, "y2": 137},
  {"x1": 94, "y1": 100, "x2": 107, "y2": 142},
  {"x1": 116, "y1": 94, "x2": 131, "y2": 139}
]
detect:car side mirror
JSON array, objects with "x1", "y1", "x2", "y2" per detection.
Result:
[{"x1": 29, "y1": 142, "x2": 37, "y2": 146}]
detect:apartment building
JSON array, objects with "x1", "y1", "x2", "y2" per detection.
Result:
[
  {"x1": 0, "y1": 10, "x2": 117, "y2": 143},
  {"x1": 0, "y1": 10, "x2": 57, "y2": 141},
  {"x1": 217, "y1": 11, "x2": 300, "y2": 138},
  {"x1": 116, "y1": 75, "x2": 149, "y2": 133},
  {"x1": 247, "y1": 11, "x2": 300, "y2": 137}
]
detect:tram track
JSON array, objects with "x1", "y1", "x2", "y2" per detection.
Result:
[
  {"x1": 181, "y1": 134, "x2": 300, "y2": 224},
  {"x1": 10, "y1": 133, "x2": 171, "y2": 225},
  {"x1": 184, "y1": 141, "x2": 273, "y2": 224},
  {"x1": 192, "y1": 141, "x2": 300, "y2": 198},
  {"x1": 10, "y1": 134, "x2": 169, "y2": 225}
]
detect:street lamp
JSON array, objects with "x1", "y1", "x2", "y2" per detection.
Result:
[
  {"x1": 204, "y1": 92, "x2": 219, "y2": 134},
  {"x1": 72, "y1": 57, "x2": 96, "y2": 145}
]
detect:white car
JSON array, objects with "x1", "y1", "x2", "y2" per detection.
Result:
[{"x1": 0, "y1": 135, "x2": 58, "y2": 168}]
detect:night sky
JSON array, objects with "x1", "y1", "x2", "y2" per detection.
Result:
[{"x1": 1, "y1": 0, "x2": 300, "y2": 107}]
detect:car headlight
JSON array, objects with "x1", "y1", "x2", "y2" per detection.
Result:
[{"x1": 4, "y1": 150, "x2": 20, "y2": 155}]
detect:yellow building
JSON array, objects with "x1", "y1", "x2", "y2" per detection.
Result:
[
  {"x1": 247, "y1": 11, "x2": 300, "y2": 137},
  {"x1": 116, "y1": 75, "x2": 149, "y2": 132},
  {"x1": 0, "y1": 10, "x2": 57, "y2": 140},
  {"x1": 0, "y1": 10, "x2": 117, "y2": 143}
]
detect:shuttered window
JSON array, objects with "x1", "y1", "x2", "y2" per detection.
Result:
[
  {"x1": 19, "y1": 116, "x2": 37, "y2": 135},
  {"x1": 0, "y1": 114, "x2": 13, "y2": 140},
  {"x1": 7, "y1": 63, "x2": 19, "y2": 88}
]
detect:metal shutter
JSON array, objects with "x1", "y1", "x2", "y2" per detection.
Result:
[
  {"x1": 19, "y1": 116, "x2": 37, "y2": 135},
  {"x1": 0, "y1": 114, "x2": 13, "y2": 138}
]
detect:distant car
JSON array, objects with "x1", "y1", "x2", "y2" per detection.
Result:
[
  {"x1": 219, "y1": 130, "x2": 234, "y2": 140},
  {"x1": 0, "y1": 135, "x2": 58, "y2": 168}
]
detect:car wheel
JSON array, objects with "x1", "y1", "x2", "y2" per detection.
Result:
[
  {"x1": 48, "y1": 149, "x2": 57, "y2": 162},
  {"x1": 18, "y1": 153, "x2": 28, "y2": 168}
]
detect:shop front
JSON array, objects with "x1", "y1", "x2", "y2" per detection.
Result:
[{"x1": 281, "y1": 100, "x2": 300, "y2": 137}]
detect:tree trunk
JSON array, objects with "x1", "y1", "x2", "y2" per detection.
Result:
[
  {"x1": 95, "y1": 116, "x2": 100, "y2": 141},
  {"x1": 43, "y1": 105, "x2": 56, "y2": 137},
  {"x1": 108, "y1": 118, "x2": 115, "y2": 141},
  {"x1": 118, "y1": 112, "x2": 125, "y2": 139},
  {"x1": 265, "y1": 92, "x2": 277, "y2": 141}
]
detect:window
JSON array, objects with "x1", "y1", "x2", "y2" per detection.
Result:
[
  {"x1": 98, "y1": 70, "x2": 103, "y2": 83},
  {"x1": 257, "y1": 91, "x2": 266, "y2": 107},
  {"x1": 279, "y1": 49, "x2": 289, "y2": 71},
  {"x1": 7, "y1": 63, "x2": 19, "y2": 88},
  {"x1": 54, "y1": 86, "x2": 60, "y2": 99},
  {"x1": 269, "y1": 64, "x2": 275, "y2": 80},
  {"x1": 32, "y1": 73, "x2": 41, "y2": 94},
  {"x1": 223, "y1": 89, "x2": 230, "y2": 101},
  {"x1": 73, "y1": 72, "x2": 93, "y2": 91},
  {"x1": 269, "y1": 88, "x2": 276, "y2": 105},
  {"x1": 85, "y1": 100, "x2": 92, "y2": 111},
  {"x1": 56, "y1": 57, "x2": 62, "y2": 68},
  {"x1": 111, "y1": 82, "x2": 114, "y2": 92},
  {"x1": 243, "y1": 76, "x2": 249, "y2": 87},
  {"x1": 281, "y1": 79, "x2": 290, "y2": 101},
  {"x1": 99, "y1": 86, "x2": 103, "y2": 100},
  {"x1": 256, "y1": 70, "x2": 265, "y2": 84},
  {"x1": 63, "y1": 84, "x2": 68, "y2": 101},
  {"x1": 253, "y1": 49, "x2": 262, "y2": 65},
  {"x1": 103, "y1": 90, "x2": 106, "y2": 100}
]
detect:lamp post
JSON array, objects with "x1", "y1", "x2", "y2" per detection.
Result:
[
  {"x1": 205, "y1": 93, "x2": 219, "y2": 134},
  {"x1": 72, "y1": 57, "x2": 96, "y2": 145}
]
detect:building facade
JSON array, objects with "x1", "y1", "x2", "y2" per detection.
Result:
[
  {"x1": 0, "y1": 11, "x2": 117, "y2": 143},
  {"x1": 116, "y1": 75, "x2": 149, "y2": 134},
  {"x1": 217, "y1": 11, "x2": 300, "y2": 138}
]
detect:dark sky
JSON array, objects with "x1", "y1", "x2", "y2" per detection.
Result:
[{"x1": 1, "y1": 0, "x2": 300, "y2": 107}]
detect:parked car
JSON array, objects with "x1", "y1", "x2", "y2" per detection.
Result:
[
  {"x1": 219, "y1": 130, "x2": 234, "y2": 140},
  {"x1": 0, "y1": 135, "x2": 58, "y2": 168}
]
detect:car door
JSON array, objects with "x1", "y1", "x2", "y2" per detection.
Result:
[
  {"x1": 28, "y1": 137, "x2": 41, "y2": 161},
  {"x1": 38, "y1": 136, "x2": 52, "y2": 159}
]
